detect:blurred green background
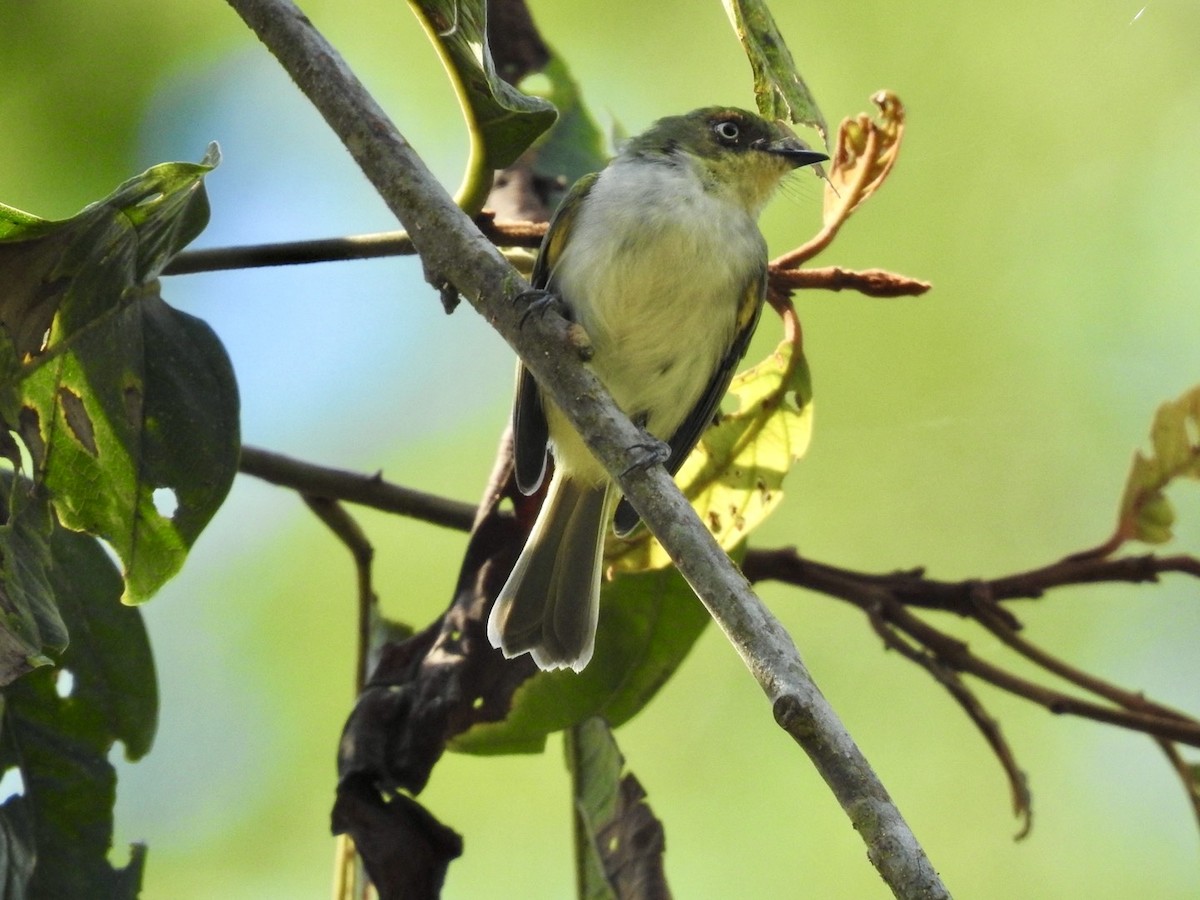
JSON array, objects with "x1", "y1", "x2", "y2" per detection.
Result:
[{"x1": 2, "y1": 0, "x2": 1199, "y2": 896}]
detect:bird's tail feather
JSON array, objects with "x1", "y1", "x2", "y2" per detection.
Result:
[{"x1": 487, "y1": 473, "x2": 609, "y2": 672}]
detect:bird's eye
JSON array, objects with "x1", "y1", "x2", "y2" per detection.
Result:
[{"x1": 714, "y1": 120, "x2": 740, "y2": 143}]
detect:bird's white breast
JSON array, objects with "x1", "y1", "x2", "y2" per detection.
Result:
[{"x1": 545, "y1": 157, "x2": 766, "y2": 481}]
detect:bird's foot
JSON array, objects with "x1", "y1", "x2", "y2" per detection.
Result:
[
  {"x1": 515, "y1": 288, "x2": 569, "y2": 327},
  {"x1": 515, "y1": 289, "x2": 593, "y2": 359},
  {"x1": 622, "y1": 434, "x2": 671, "y2": 476}
]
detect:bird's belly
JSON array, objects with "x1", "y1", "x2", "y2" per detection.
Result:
[
  {"x1": 543, "y1": 164, "x2": 765, "y2": 482},
  {"x1": 559, "y1": 230, "x2": 745, "y2": 438}
]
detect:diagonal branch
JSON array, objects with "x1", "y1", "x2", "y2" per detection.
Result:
[{"x1": 224, "y1": 1, "x2": 947, "y2": 895}]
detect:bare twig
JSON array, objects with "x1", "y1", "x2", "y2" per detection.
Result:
[
  {"x1": 302, "y1": 495, "x2": 374, "y2": 685},
  {"x1": 239, "y1": 445, "x2": 477, "y2": 531},
  {"x1": 866, "y1": 608, "x2": 1032, "y2": 838},
  {"x1": 772, "y1": 265, "x2": 930, "y2": 298},
  {"x1": 1157, "y1": 741, "x2": 1200, "y2": 833},
  {"x1": 224, "y1": 1, "x2": 948, "y2": 895},
  {"x1": 302, "y1": 494, "x2": 375, "y2": 900},
  {"x1": 744, "y1": 546, "x2": 1200, "y2": 758},
  {"x1": 163, "y1": 216, "x2": 545, "y2": 275}
]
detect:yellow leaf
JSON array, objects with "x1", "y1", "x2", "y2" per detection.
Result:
[{"x1": 607, "y1": 337, "x2": 813, "y2": 573}]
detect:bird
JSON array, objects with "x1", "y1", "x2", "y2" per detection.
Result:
[{"x1": 487, "y1": 107, "x2": 827, "y2": 672}]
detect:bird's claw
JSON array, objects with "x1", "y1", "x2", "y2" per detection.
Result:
[
  {"x1": 515, "y1": 288, "x2": 570, "y2": 327},
  {"x1": 622, "y1": 436, "x2": 671, "y2": 476}
]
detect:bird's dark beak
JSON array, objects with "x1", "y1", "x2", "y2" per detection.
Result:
[{"x1": 760, "y1": 137, "x2": 828, "y2": 169}]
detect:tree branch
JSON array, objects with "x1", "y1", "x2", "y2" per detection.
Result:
[
  {"x1": 239, "y1": 445, "x2": 477, "y2": 531},
  {"x1": 163, "y1": 216, "x2": 544, "y2": 275},
  {"x1": 224, "y1": 0, "x2": 947, "y2": 895},
  {"x1": 744, "y1": 547, "x2": 1200, "y2": 744}
]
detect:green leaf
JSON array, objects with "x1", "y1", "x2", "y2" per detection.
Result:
[
  {"x1": 0, "y1": 145, "x2": 240, "y2": 603},
  {"x1": 610, "y1": 336, "x2": 814, "y2": 574},
  {"x1": 0, "y1": 478, "x2": 65, "y2": 686},
  {"x1": 449, "y1": 558, "x2": 716, "y2": 755},
  {"x1": 723, "y1": 0, "x2": 828, "y2": 141},
  {"x1": 566, "y1": 718, "x2": 670, "y2": 900},
  {"x1": 1112, "y1": 385, "x2": 1200, "y2": 546},
  {"x1": 0, "y1": 793, "x2": 36, "y2": 899},
  {"x1": 408, "y1": 0, "x2": 557, "y2": 170},
  {"x1": 0, "y1": 515, "x2": 155, "y2": 898},
  {"x1": 521, "y1": 55, "x2": 609, "y2": 211}
]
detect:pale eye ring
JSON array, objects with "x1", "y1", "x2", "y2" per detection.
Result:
[{"x1": 714, "y1": 120, "x2": 740, "y2": 143}]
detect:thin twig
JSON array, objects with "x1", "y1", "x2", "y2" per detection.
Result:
[
  {"x1": 239, "y1": 445, "x2": 477, "y2": 531},
  {"x1": 163, "y1": 216, "x2": 545, "y2": 275},
  {"x1": 301, "y1": 494, "x2": 375, "y2": 900},
  {"x1": 301, "y1": 495, "x2": 376, "y2": 690},
  {"x1": 866, "y1": 607, "x2": 1032, "y2": 838},
  {"x1": 224, "y1": 1, "x2": 948, "y2": 895},
  {"x1": 745, "y1": 547, "x2": 1200, "y2": 621},
  {"x1": 1157, "y1": 741, "x2": 1200, "y2": 833},
  {"x1": 772, "y1": 265, "x2": 930, "y2": 298}
]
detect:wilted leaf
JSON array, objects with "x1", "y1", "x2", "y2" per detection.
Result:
[
  {"x1": 0, "y1": 146, "x2": 240, "y2": 603},
  {"x1": 609, "y1": 335, "x2": 813, "y2": 574},
  {"x1": 450, "y1": 559, "x2": 714, "y2": 755},
  {"x1": 331, "y1": 775, "x2": 462, "y2": 900},
  {"x1": 773, "y1": 91, "x2": 906, "y2": 269},
  {"x1": 722, "y1": 0, "x2": 827, "y2": 141},
  {"x1": 409, "y1": 0, "x2": 557, "y2": 171},
  {"x1": 823, "y1": 90, "x2": 904, "y2": 229},
  {"x1": 1111, "y1": 385, "x2": 1200, "y2": 546},
  {"x1": 0, "y1": 515, "x2": 155, "y2": 898},
  {"x1": 567, "y1": 718, "x2": 670, "y2": 900}
]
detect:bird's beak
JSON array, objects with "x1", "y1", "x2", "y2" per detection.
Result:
[{"x1": 759, "y1": 136, "x2": 828, "y2": 169}]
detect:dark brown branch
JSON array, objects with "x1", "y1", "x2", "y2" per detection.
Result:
[
  {"x1": 745, "y1": 548, "x2": 1200, "y2": 621},
  {"x1": 744, "y1": 546, "x2": 1200, "y2": 747},
  {"x1": 866, "y1": 608, "x2": 1032, "y2": 839},
  {"x1": 1157, "y1": 741, "x2": 1200, "y2": 833},
  {"x1": 163, "y1": 216, "x2": 545, "y2": 275},
  {"x1": 239, "y1": 445, "x2": 477, "y2": 531}
]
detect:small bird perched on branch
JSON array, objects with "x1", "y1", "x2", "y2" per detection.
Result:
[{"x1": 488, "y1": 107, "x2": 827, "y2": 672}]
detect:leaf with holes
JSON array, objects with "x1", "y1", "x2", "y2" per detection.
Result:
[
  {"x1": 0, "y1": 145, "x2": 239, "y2": 603},
  {"x1": 521, "y1": 54, "x2": 609, "y2": 213},
  {"x1": 0, "y1": 476, "x2": 66, "y2": 686},
  {"x1": 0, "y1": 513, "x2": 155, "y2": 897}
]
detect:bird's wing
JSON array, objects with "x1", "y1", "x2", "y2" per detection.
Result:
[
  {"x1": 612, "y1": 265, "x2": 767, "y2": 535},
  {"x1": 512, "y1": 172, "x2": 601, "y2": 495}
]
